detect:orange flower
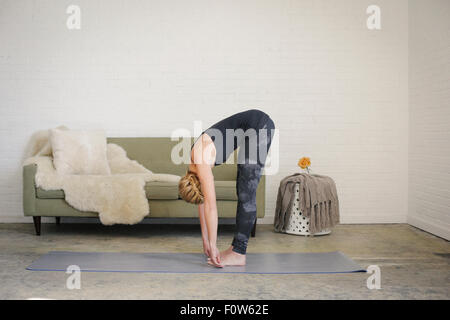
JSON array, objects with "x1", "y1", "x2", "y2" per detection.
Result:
[{"x1": 298, "y1": 157, "x2": 311, "y2": 169}]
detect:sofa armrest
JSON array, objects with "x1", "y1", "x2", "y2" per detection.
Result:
[{"x1": 23, "y1": 164, "x2": 37, "y2": 216}]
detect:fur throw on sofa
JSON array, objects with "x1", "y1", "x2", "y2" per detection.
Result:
[{"x1": 23, "y1": 128, "x2": 180, "y2": 225}]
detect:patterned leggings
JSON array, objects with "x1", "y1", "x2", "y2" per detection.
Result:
[{"x1": 231, "y1": 117, "x2": 275, "y2": 254}]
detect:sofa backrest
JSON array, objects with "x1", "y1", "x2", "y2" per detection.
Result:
[{"x1": 107, "y1": 137, "x2": 237, "y2": 181}]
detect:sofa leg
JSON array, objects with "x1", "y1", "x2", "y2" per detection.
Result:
[
  {"x1": 33, "y1": 216, "x2": 41, "y2": 236},
  {"x1": 251, "y1": 218, "x2": 257, "y2": 238},
  {"x1": 55, "y1": 217, "x2": 61, "y2": 226}
]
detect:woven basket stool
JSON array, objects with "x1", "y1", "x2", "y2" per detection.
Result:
[{"x1": 286, "y1": 183, "x2": 331, "y2": 236}]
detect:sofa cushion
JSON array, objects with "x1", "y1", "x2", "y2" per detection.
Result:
[
  {"x1": 36, "y1": 180, "x2": 237, "y2": 201},
  {"x1": 145, "y1": 181, "x2": 179, "y2": 200},
  {"x1": 36, "y1": 187, "x2": 65, "y2": 199},
  {"x1": 214, "y1": 181, "x2": 237, "y2": 201},
  {"x1": 36, "y1": 181, "x2": 179, "y2": 200}
]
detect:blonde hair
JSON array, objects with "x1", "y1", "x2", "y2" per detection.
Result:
[{"x1": 178, "y1": 170, "x2": 204, "y2": 204}]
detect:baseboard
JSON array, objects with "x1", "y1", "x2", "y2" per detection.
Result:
[
  {"x1": 408, "y1": 215, "x2": 450, "y2": 241},
  {"x1": 0, "y1": 215, "x2": 407, "y2": 225},
  {"x1": 3, "y1": 216, "x2": 447, "y2": 240}
]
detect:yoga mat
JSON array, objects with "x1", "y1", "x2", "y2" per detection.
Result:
[{"x1": 26, "y1": 251, "x2": 365, "y2": 274}]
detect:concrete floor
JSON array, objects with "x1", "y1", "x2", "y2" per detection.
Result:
[{"x1": 0, "y1": 222, "x2": 448, "y2": 299}]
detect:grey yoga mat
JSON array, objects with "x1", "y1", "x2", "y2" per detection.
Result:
[{"x1": 26, "y1": 251, "x2": 365, "y2": 274}]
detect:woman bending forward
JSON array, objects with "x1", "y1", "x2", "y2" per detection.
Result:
[{"x1": 178, "y1": 109, "x2": 275, "y2": 267}]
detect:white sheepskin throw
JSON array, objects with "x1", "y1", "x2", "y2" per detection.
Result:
[
  {"x1": 23, "y1": 125, "x2": 69, "y2": 158},
  {"x1": 23, "y1": 135, "x2": 180, "y2": 225}
]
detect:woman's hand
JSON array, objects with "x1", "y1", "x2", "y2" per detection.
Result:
[{"x1": 208, "y1": 242, "x2": 223, "y2": 268}]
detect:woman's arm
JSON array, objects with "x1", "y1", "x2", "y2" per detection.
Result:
[
  {"x1": 196, "y1": 164, "x2": 222, "y2": 266},
  {"x1": 197, "y1": 164, "x2": 218, "y2": 245},
  {"x1": 198, "y1": 204, "x2": 209, "y2": 242},
  {"x1": 198, "y1": 204, "x2": 211, "y2": 257}
]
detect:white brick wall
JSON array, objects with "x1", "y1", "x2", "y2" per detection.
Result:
[
  {"x1": 0, "y1": 0, "x2": 409, "y2": 224},
  {"x1": 408, "y1": 0, "x2": 450, "y2": 240}
]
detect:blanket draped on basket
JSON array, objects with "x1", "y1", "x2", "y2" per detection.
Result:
[
  {"x1": 274, "y1": 173, "x2": 340, "y2": 234},
  {"x1": 23, "y1": 127, "x2": 180, "y2": 225}
]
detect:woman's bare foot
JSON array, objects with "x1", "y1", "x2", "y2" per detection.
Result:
[{"x1": 208, "y1": 246, "x2": 246, "y2": 266}]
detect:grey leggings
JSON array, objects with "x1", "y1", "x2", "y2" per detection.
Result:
[{"x1": 231, "y1": 117, "x2": 275, "y2": 254}]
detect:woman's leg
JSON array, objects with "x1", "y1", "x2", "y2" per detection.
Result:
[
  {"x1": 210, "y1": 117, "x2": 275, "y2": 264},
  {"x1": 231, "y1": 163, "x2": 263, "y2": 254},
  {"x1": 231, "y1": 117, "x2": 275, "y2": 255}
]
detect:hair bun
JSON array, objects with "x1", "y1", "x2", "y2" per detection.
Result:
[{"x1": 178, "y1": 171, "x2": 204, "y2": 204}]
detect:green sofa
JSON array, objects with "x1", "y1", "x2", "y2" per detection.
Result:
[{"x1": 23, "y1": 137, "x2": 265, "y2": 236}]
